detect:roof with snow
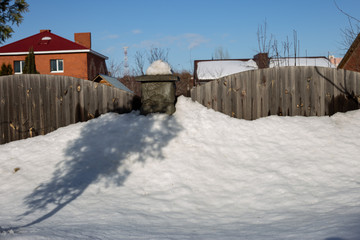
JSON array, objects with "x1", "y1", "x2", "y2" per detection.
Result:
[
  {"x1": 196, "y1": 59, "x2": 258, "y2": 80},
  {"x1": 0, "y1": 30, "x2": 107, "y2": 59},
  {"x1": 196, "y1": 57, "x2": 335, "y2": 81},
  {"x1": 269, "y1": 57, "x2": 335, "y2": 68},
  {"x1": 93, "y1": 74, "x2": 133, "y2": 93}
]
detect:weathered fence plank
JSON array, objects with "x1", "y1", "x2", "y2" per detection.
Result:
[
  {"x1": 191, "y1": 66, "x2": 360, "y2": 121},
  {"x1": 211, "y1": 80, "x2": 218, "y2": 111},
  {"x1": 0, "y1": 76, "x2": 9, "y2": 142},
  {"x1": 204, "y1": 81, "x2": 211, "y2": 109},
  {"x1": 244, "y1": 71, "x2": 252, "y2": 120},
  {"x1": 224, "y1": 76, "x2": 232, "y2": 117},
  {"x1": 0, "y1": 74, "x2": 136, "y2": 144},
  {"x1": 250, "y1": 70, "x2": 257, "y2": 119},
  {"x1": 9, "y1": 76, "x2": 17, "y2": 141}
]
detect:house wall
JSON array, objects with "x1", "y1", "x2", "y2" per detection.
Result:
[
  {"x1": 36, "y1": 53, "x2": 88, "y2": 79},
  {"x1": 87, "y1": 53, "x2": 108, "y2": 80},
  {"x1": 341, "y1": 43, "x2": 360, "y2": 72},
  {"x1": 0, "y1": 55, "x2": 26, "y2": 70},
  {"x1": 0, "y1": 52, "x2": 107, "y2": 80}
]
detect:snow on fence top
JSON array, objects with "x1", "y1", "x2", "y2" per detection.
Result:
[{"x1": 146, "y1": 60, "x2": 172, "y2": 75}]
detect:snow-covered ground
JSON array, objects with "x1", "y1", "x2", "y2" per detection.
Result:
[{"x1": 1, "y1": 96, "x2": 360, "y2": 240}]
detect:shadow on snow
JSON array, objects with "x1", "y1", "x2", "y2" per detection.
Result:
[{"x1": 13, "y1": 110, "x2": 182, "y2": 229}]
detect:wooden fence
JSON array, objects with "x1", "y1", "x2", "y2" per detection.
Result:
[
  {"x1": 191, "y1": 66, "x2": 360, "y2": 120},
  {"x1": 0, "y1": 74, "x2": 137, "y2": 144}
]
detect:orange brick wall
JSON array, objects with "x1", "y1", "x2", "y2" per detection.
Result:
[
  {"x1": 342, "y1": 44, "x2": 360, "y2": 72},
  {"x1": 0, "y1": 52, "x2": 107, "y2": 80},
  {"x1": 0, "y1": 55, "x2": 26, "y2": 72},
  {"x1": 38, "y1": 53, "x2": 88, "y2": 79}
]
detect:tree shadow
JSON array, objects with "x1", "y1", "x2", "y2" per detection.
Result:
[
  {"x1": 11, "y1": 109, "x2": 182, "y2": 229},
  {"x1": 314, "y1": 66, "x2": 359, "y2": 115}
]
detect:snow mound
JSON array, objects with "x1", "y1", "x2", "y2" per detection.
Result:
[
  {"x1": 1, "y1": 96, "x2": 360, "y2": 239},
  {"x1": 146, "y1": 60, "x2": 172, "y2": 75}
]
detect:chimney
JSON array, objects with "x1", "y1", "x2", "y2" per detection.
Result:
[
  {"x1": 254, "y1": 53, "x2": 270, "y2": 69},
  {"x1": 40, "y1": 29, "x2": 51, "y2": 33},
  {"x1": 74, "y1": 32, "x2": 91, "y2": 49}
]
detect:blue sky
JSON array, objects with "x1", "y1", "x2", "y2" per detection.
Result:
[{"x1": 3, "y1": 0, "x2": 360, "y2": 74}]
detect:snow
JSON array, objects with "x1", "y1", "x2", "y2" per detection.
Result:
[
  {"x1": 270, "y1": 57, "x2": 336, "y2": 68},
  {"x1": 145, "y1": 60, "x2": 172, "y2": 75},
  {"x1": 197, "y1": 60, "x2": 258, "y2": 80},
  {"x1": 1, "y1": 96, "x2": 360, "y2": 240}
]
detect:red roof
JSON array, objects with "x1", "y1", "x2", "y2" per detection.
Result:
[{"x1": 0, "y1": 31, "x2": 89, "y2": 53}]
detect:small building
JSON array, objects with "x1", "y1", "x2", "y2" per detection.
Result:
[
  {"x1": 0, "y1": 30, "x2": 108, "y2": 80},
  {"x1": 328, "y1": 55, "x2": 342, "y2": 67},
  {"x1": 338, "y1": 33, "x2": 360, "y2": 72},
  {"x1": 194, "y1": 54, "x2": 335, "y2": 85},
  {"x1": 93, "y1": 74, "x2": 133, "y2": 93}
]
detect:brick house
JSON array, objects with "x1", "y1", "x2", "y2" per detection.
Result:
[
  {"x1": 0, "y1": 30, "x2": 108, "y2": 80},
  {"x1": 338, "y1": 33, "x2": 360, "y2": 72}
]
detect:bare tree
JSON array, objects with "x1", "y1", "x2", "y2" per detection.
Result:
[
  {"x1": 106, "y1": 59, "x2": 122, "y2": 77},
  {"x1": 257, "y1": 19, "x2": 272, "y2": 54},
  {"x1": 134, "y1": 50, "x2": 146, "y2": 76},
  {"x1": 334, "y1": 0, "x2": 360, "y2": 50},
  {"x1": 341, "y1": 18, "x2": 360, "y2": 50},
  {"x1": 271, "y1": 38, "x2": 282, "y2": 67},
  {"x1": 147, "y1": 46, "x2": 169, "y2": 64},
  {"x1": 212, "y1": 46, "x2": 230, "y2": 59},
  {"x1": 293, "y1": 30, "x2": 300, "y2": 66},
  {"x1": 267, "y1": 26, "x2": 301, "y2": 67},
  {"x1": 282, "y1": 36, "x2": 291, "y2": 66}
]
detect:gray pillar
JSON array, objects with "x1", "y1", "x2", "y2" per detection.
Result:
[{"x1": 135, "y1": 74, "x2": 179, "y2": 115}]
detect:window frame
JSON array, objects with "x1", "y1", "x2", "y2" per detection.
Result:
[
  {"x1": 14, "y1": 60, "x2": 25, "y2": 74},
  {"x1": 50, "y1": 59, "x2": 64, "y2": 73}
]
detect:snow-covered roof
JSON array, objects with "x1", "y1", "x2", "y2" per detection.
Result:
[
  {"x1": 196, "y1": 60, "x2": 258, "y2": 80},
  {"x1": 269, "y1": 57, "x2": 335, "y2": 68},
  {"x1": 196, "y1": 57, "x2": 335, "y2": 80}
]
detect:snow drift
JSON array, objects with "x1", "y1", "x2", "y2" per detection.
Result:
[{"x1": 1, "y1": 96, "x2": 360, "y2": 240}]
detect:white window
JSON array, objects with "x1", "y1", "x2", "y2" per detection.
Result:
[
  {"x1": 14, "y1": 61, "x2": 25, "y2": 74},
  {"x1": 50, "y1": 59, "x2": 64, "y2": 72}
]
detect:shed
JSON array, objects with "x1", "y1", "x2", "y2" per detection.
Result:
[
  {"x1": 194, "y1": 56, "x2": 335, "y2": 85},
  {"x1": 93, "y1": 74, "x2": 133, "y2": 93}
]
